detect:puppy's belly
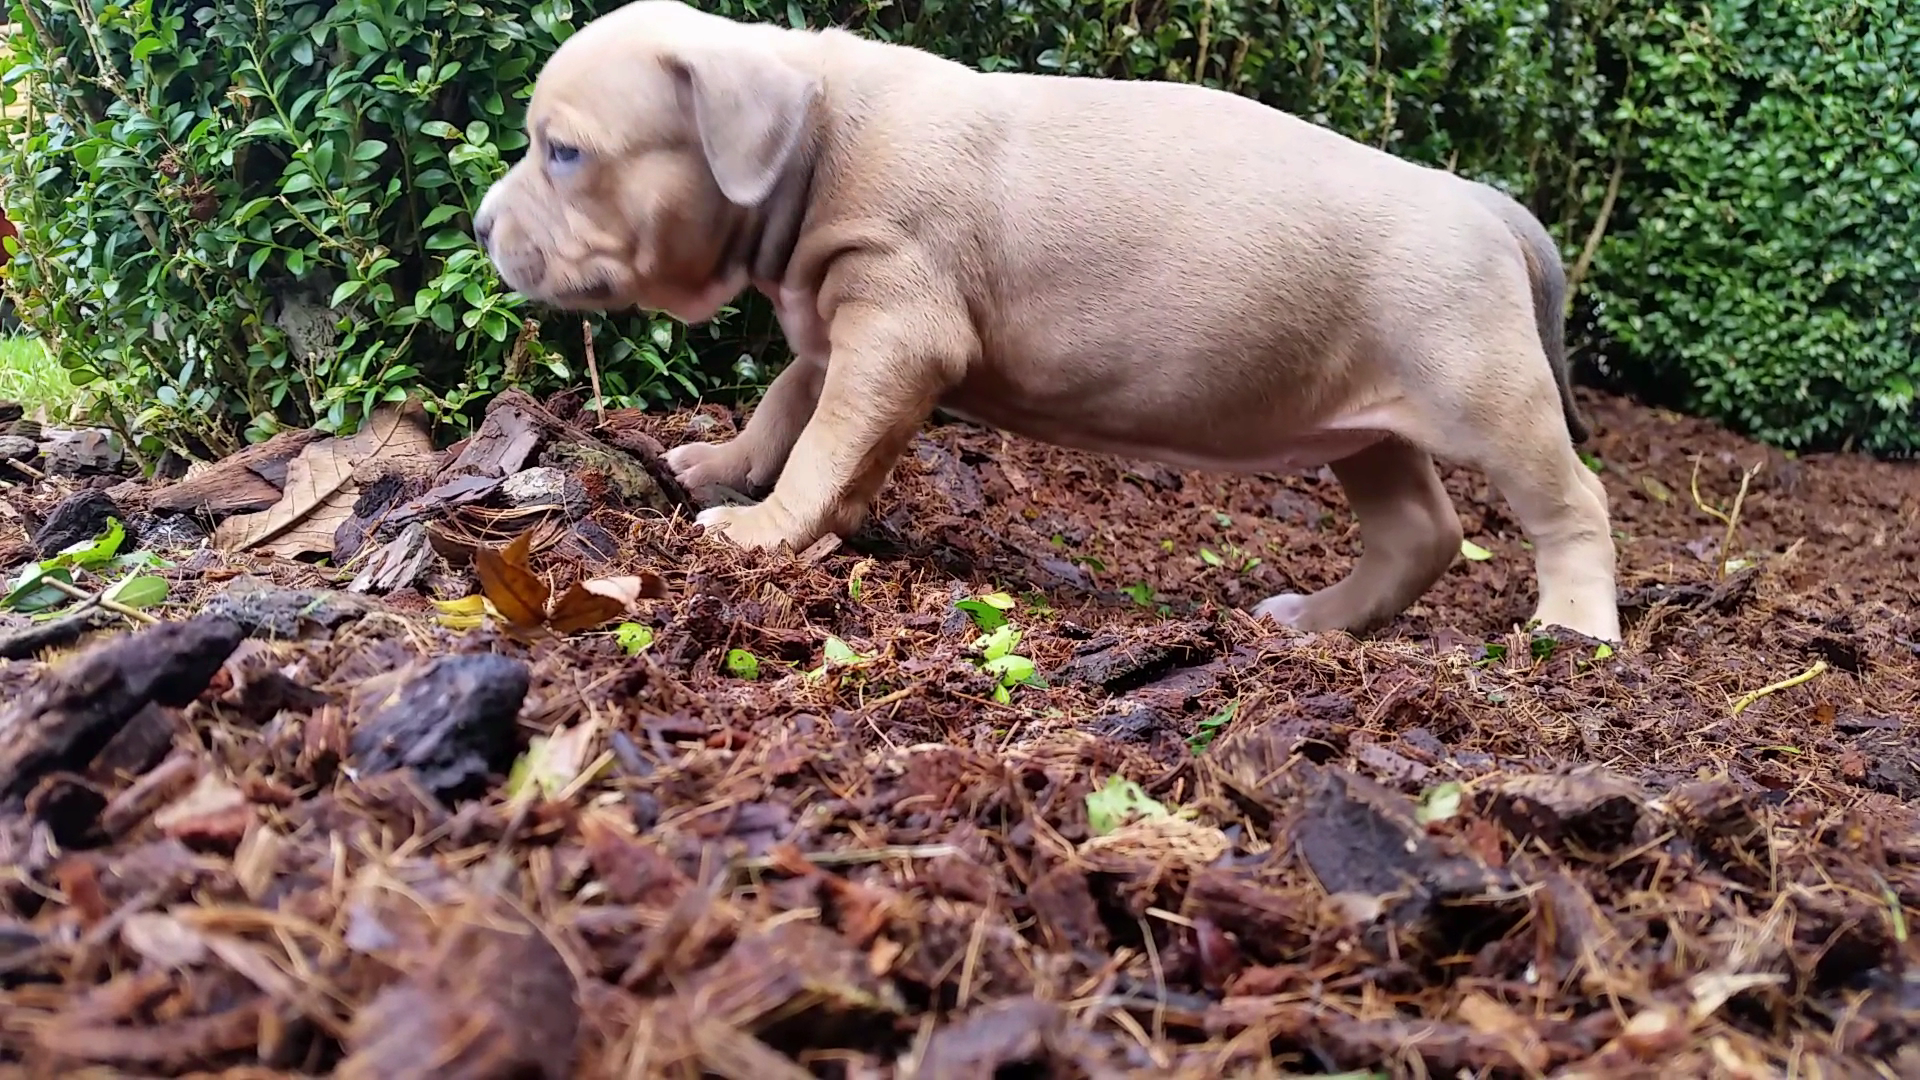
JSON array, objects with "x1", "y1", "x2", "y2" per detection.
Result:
[{"x1": 935, "y1": 398, "x2": 1399, "y2": 475}]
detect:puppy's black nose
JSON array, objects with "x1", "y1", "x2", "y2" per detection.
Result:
[{"x1": 473, "y1": 218, "x2": 493, "y2": 252}]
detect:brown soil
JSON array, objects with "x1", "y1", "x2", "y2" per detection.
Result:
[{"x1": 2, "y1": 386, "x2": 1917, "y2": 1079}]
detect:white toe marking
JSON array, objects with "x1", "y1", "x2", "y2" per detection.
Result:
[{"x1": 1252, "y1": 593, "x2": 1311, "y2": 627}]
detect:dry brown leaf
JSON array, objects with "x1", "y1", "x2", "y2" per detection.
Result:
[
  {"x1": 212, "y1": 402, "x2": 434, "y2": 558},
  {"x1": 474, "y1": 530, "x2": 549, "y2": 628},
  {"x1": 547, "y1": 582, "x2": 627, "y2": 634}
]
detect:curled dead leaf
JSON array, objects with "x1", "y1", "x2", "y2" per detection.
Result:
[
  {"x1": 473, "y1": 530, "x2": 548, "y2": 628},
  {"x1": 547, "y1": 583, "x2": 626, "y2": 634}
]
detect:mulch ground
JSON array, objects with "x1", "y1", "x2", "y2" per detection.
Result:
[{"x1": 1, "y1": 386, "x2": 1917, "y2": 1079}]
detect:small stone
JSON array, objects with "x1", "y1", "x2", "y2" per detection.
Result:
[
  {"x1": 499, "y1": 466, "x2": 590, "y2": 518},
  {"x1": 32, "y1": 490, "x2": 127, "y2": 557},
  {"x1": 0, "y1": 435, "x2": 36, "y2": 461},
  {"x1": 41, "y1": 428, "x2": 123, "y2": 477}
]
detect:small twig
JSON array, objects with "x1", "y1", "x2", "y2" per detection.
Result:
[
  {"x1": 1729, "y1": 659, "x2": 1828, "y2": 716},
  {"x1": 727, "y1": 843, "x2": 957, "y2": 873},
  {"x1": 39, "y1": 575, "x2": 159, "y2": 625},
  {"x1": 1568, "y1": 153, "x2": 1626, "y2": 299},
  {"x1": 2, "y1": 456, "x2": 45, "y2": 481},
  {"x1": 581, "y1": 317, "x2": 605, "y2": 424},
  {"x1": 1689, "y1": 455, "x2": 1763, "y2": 580}
]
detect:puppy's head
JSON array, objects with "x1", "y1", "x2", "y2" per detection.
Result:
[{"x1": 474, "y1": 0, "x2": 820, "y2": 322}]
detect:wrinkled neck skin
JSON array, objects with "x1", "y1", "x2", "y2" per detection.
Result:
[{"x1": 734, "y1": 137, "x2": 817, "y2": 303}]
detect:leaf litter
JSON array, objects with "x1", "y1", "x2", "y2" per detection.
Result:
[{"x1": 0, "y1": 387, "x2": 1917, "y2": 1077}]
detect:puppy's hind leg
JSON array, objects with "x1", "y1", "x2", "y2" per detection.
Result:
[
  {"x1": 1394, "y1": 323, "x2": 1621, "y2": 643},
  {"x1": 1254, "y1": 437, "x2": 1463, "y2": 634},
  {"x1": 665, "y1": 354, "x2": 826, "y2": 493}
]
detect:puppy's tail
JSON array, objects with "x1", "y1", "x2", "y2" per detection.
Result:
[{"x1": 1469, "y1": 183, "x2": 1590, "y2": 445}]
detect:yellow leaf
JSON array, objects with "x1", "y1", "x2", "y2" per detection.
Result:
[{"x1": 431, "y1": 593, "x2": 497, "y2": 630}]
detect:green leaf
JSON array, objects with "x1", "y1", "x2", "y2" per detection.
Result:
[
  {"x1": 822, "y1": 635, "x2": 861, "y2": 665},
  {"x1": 1086, "y1": 775, "x2": 1172, "y2": 836},
  {"x1": 237, "y1": 116, "x2": 288, "y2": 141},
  {"x1": 2, "y1": 566, "x2": 73, "y2": 613},
  {"x1": 1459, "y1": 539, "x2": 1494, "y2": 561},
  {"x1": 330, "y1": 280, "x2": 366, "y2": 306},
  {"x1": 45, "y1": 517, "x2": 125, "y2": 571},
  {"x1": 972, "y1": 622, "x2": 1020, "y2": 662},
  {"x1": 421, "y1": 204, "x2": 463, "y2": 227},
  {"x1": 351, "y1": 139, "x2": 388, "y2": 162},
  {"x1": 725, "y1": 648, "x2": 760, "y2": 680},
  {"x1": 615, "y1": 622, "x2": 654, "y2": 655},
  {"x1": 1415, "y1": 781, "x2": 1465, "y2": 825},
  {"x1": 102, "y1": 574, "x2": 168, "y2": 610},
  {"x1": 1187, "y1": 699, "x2": 1239, "y2": 754},
  {"x1": 1199, "y1": 547, "x2": 1224, "y2": 567},
  {"x1": 954, "y1": 595, "x2": 1011, "y2": 631},
  {"x1": 981, "y1": 652, "x2": 1036, "y2": 686}
]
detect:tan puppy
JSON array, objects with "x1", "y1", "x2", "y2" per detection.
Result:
[{"x1": 473, "y1": 0, "x2": 1622, "y2": 643}]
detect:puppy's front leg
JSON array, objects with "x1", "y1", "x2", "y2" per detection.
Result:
[
  {"x1": 695, "y1": 302, "x2": 955, "y2": 552},
  {"x1": 665, "y1": 354, "x2": 826, "y2": 494}
]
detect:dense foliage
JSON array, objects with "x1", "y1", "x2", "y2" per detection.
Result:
[
  {"x1": 1592, "y1": 0, "x2": 1920, "y2": 455},
  {"x1": 0, "y1": 0, "x2": 1912, "y2": 460}
]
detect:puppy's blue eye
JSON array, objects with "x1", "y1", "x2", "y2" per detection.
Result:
[{"x1": 548, "y1": 142, "x2": 581, "y2": 168}]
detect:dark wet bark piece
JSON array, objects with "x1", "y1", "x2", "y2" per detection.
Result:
[
  {"x1": 917, "y1": 997, "x2": 1064, "y2": 1080},
  {"x1": 25, "y1": 771, "x2": 109, "y2": 849},
  {"x1": 0, "y1": 615, "x2": 244, "y2": 803},
  {"x1": 683, "y1": 919, "x2": 905, "y2": 1031},
  {"x1": 32, "y1": 489, "x2": 126, "y2": 556},
  {"x1": 1486, "y1": 769, "x2": 1646, "y2": 852},
  {"x1": 198, "y1": 581, "x2": 375, "y2": 639},
  {"x1": 347, "y1": 653, "x2": 531, "y2": 802},
  {"x1": 1026, "y1": 863, "x2": 1110, "y2": 952},
  {"x1": 442, "y1": 398, "x2": 544, "y2": 480},
  {"x1": 339, "y1": 900, "x2": 580, "y2": 1080},
  {"x1": 1293, "y1": 766, "x2": 1437, "y2": 899},
  {"x1": 1183, "y1": 868, "x2": 1312, "y2": 963},
  {"x1": 147, "y1": 426, "x2": 326, "y2": 515},
  {"x1": 1051, "y1": 620, "x2": 1216, "y2": 693},
  {"x1": 1203, "y1": 1000, "x2": 1589, "y2": 1075},
  {"x1": 0, "y1": 606, "x2": 117, "y2": 661}
]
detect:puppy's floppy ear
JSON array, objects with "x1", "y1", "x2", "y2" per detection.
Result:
[{"x1": 673, "y1": 47, "x2": 819, "y2": 208}]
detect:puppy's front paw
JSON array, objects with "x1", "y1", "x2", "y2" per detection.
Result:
[
  {"x1": 665, "y1": 440, "x2": 752, "y2": 491},
  {"x1": 1252, "y1": 592, "x2": 1313, "y2": 629},
  {"x1": 695, "y1": 503, "x2": 805, "y2": 552}
]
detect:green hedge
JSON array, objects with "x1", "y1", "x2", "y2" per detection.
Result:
[
  {"x1": 1592, "y1": 0, "x2": 1920, "y2": 455},
  {"x1": 0, "y1": 0, "x2": 1913, "y2": 461}
]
